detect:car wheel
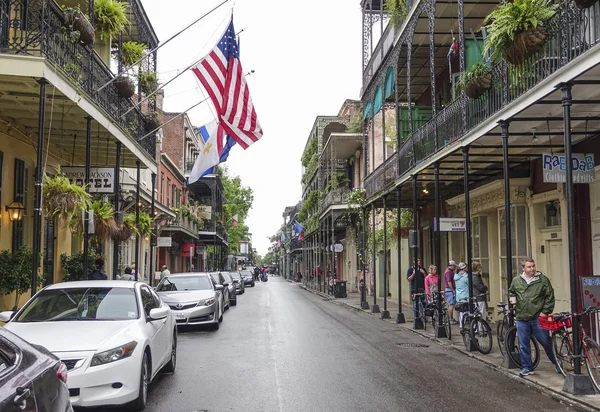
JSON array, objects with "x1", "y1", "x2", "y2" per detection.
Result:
[
  {"x1": 162, "y1": 332, "x2": 177, "y2": 373},
  {"x1": 231, "y1": 297, "x2": 237, "y2": 306},
  {"x1": 218, "y1": 303, "x2": 223, "y2": 322},
  {"x1": 131, "y1": 351, "x2": 149, "y2": 410}
]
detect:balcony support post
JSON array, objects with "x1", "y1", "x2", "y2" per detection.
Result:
[
  {"x1": 396, "y1": 186, "x2": 405, "y2": 323},
  {"x1": 371, "y1": 204, "x2": 380, "y2": 313},
  {"x1": 135, "y1": 160, "x2": 141, "y2": 281},
  {"x1": 382, "y1": 89, "x2": 386, "y2": 161},
  {"x1": 381, "y1": 196, "x2": 390, "y2": 319},
  {"x1": 371, "y1": 109, "x2": 376, "y2": 173},
  {"x1": 112, "y1": 142, "x2": 122, "y2": 279},
  {"x1": 500, "y1": 121, "x2": 514, "y2": 317},
  {"x1": 412, "y1": 174, "x2": 423, "y2": 329},
  {"x1": 458, "y1": 0, "x2": 466, "y2": 128},
  {"x1": 462, "y1": 147, "x2": 477, "y2": 351},
  {"x1": 32, "y1": 78, "x2": 47, "y2": 293},
  {"x1": 361, "y1": 207, "x2": 369, "y2": 310},
  {"x1": 83, "y1": 116, "x2": 93, "y2": 280},
  {"x1": 434, "y1": 162, "x2": 447, "y2": 338},
  {"x1": 394, "y1": 62, "x2": 400, "y2": 166},
  {"x1": 149, "y1": 172, "x2": 156, "y2": 285},
  {"x1": 428, "y1": 1, "x2": 438, "y2": 151},
  {"x1": 406, "y1": 39, "x2": 416, "y2": 166}
]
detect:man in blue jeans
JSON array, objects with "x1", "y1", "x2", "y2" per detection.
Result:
[
  {"x1": 508, "y1": 258, "x2": 560, "y2": 377},
  {"x1": 407, "y1": 258, "x2": 427, "y2": 320}
]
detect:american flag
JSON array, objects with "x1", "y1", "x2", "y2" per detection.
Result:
[{"x1": 192, "y1": 19, "x2": 262, "y2": 149}]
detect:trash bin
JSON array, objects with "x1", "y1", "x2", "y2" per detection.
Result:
[{"x1": 333, "y1": 280, "x2": 347, "y2": 298}]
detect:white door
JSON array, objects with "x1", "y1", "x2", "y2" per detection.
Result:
[
  {"x1": 140, "y1": 286, "x2": 169, "y2": 374},
  {"x1": 546, "y1": 240, "x2": 570, "y2": 313}
]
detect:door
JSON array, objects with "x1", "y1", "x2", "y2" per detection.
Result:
[
  {"x1": 140, "y1": 286, "x2": 168, "y2": 376},
  {"x1": 546, "y1": 240, "x2": 570, "y2": 313},
  {"x1": 0, "y1": 336, "x2": 37, "y2": 412},
  {"x1": 43, "y1": 217, "x2": 56, "y2": 286}
]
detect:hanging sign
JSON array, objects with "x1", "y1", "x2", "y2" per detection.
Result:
[
  {"x1": 435, "y1": 217, "x2": 467, "y2": 232},
  {"x1": 581, "y1": 277, "x2": 600, "y2": 308},
  {"x1": 542, "y1": 153, "x2": 595, "y2": 184},
  {"x1": 61, "y1": 167, "x2": 116, "y2": 193},
  {"x1": 157, "y1": 237, "x2": 172, "y2": 247}
]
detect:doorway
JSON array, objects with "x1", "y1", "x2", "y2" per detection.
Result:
[{"x1": 546, "y1": 240, "x2": 569, "y2": 313}]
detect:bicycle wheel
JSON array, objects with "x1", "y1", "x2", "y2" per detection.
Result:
[
  {"x1": 552, "y1": 331, "x2": 573, "y2": 377},
  {"x1": 584, "y1": 338, "x2": 600, "y2": 392},
  {"x1": 462, "y1": 315, "x2": 475, "y2": 350},
  {"x1": 471, "y1": 317, "x2": 493, "y2": 354},
  {"x1": 497, "y1": 318, "x2": 508, "y2": 357},
  {"x1": 505, "y1": 326, "x2": 541, "y2": 369},
  {"x1": 417, "y1": 300, "x2": 426, "y2": 330},
  {"x1": 443, "y1": 309, "x2": 452, "y2": 340},
  {"x1": 432, "y1": 308, "x2": 439, "y2": 330}
]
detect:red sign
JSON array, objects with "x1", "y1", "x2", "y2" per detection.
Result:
[{"x1": 181, "y1": 243, "x2": 195, "y2": 257}]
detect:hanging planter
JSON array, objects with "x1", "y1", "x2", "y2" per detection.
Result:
[
  {"x1": 138, "y1": 71, "x2": 159, "y2": 95},
  {"x1": 114, "y1": 76, "x2": 135, "y2": 98},
  {"x1": 483, "y1": 0, "x2": 558, "y2": 66},
  {"x1": 93, "y1": 0, "x2": 130, "y2": 42},
  {"x1": 143, "y1": 111, "x2": 161, "y2": 132},
  {"x1": 43, "y1": 171, "x2": 91, "y2": 222},
  {"x1": 573, "y1": 0, "x2": 599, "y2": 8},
  {"x1": 114, "y1": 219, "x2": 137, "y2": 241},
  {"x1": 457, "y1": 63, "x2": 492, "y2": 99},
  {"x1": 61, "y1": 7, "x2": 95, "y2": 47},
  {"x1": 69, "y1": 201, "x2": 119, "y2": 241}
]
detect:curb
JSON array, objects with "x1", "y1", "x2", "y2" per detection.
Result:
[{"x1": 297, "y1": 284, "x2": 600, "y2": 412}]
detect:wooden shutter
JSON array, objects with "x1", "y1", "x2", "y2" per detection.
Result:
[{"x1": 12, "y1": 158, "x2": 25, "y2": 252}]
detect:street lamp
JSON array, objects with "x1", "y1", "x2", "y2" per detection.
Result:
[{"x1": 5, "y1": 201, "x2": 25, "y2": 222}]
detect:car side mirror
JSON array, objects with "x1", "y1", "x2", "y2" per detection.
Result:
[
  {"x1": 215, "y1": 284, "x2": 224, "y2": 291},
  {"x1": 223, "y1": 282, "x2": 229, "y2": 287},
  {"x1": 0, "y1": 311, "x2": 15, "y2": 323},
  {"x1": 149, "y1": 307, "x2": 169, "y2": 321}
]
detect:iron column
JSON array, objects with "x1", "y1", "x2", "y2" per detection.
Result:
[
  {"x1": 412, "y1": 174, "x2": 423, "y2": 329},
  {"x1": 361, "y1": 208, "x2": 370, "y2": 310},
  {"x1": 501, "y1": 121, "x2": 514, "y2": 320},
  {"x1": 32, "y1": 78, "x2": 47, "y2": 294},
  {"x1": 112, "y1": 142, "x2": 121, "y2": 279},
  {"x1": 434, "y1": 162, "x2": 447, "y2": 338},
  {"x1": 382, "y1": 196, "x2": 390, "y2": 318},
  {"x1": 396, "y1": 186, "x2": 405, "y2": 323},
  {"x1": 83, "y1": 116, "x2": 92, "y2": 279},
  {"x1": 134, "y1": 160, "x2": 140, "y2": 281},
  {"x1": 371, "y1": 204, "x2": 380, "y2": 313},
  {"x1": 463, "y1": 147, "x2": 477, "y2": 351},
  {"x1": 149, "y1": 172, "x2": 156, "y2": 285}
]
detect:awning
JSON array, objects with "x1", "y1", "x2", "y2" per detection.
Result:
[
  {"x1": 373, "y1": 86, "x2": 383, "y2": 114},
  {"x1": 362, "y1": 101, "x2": 372, "y2": 120},
  {"x1": 385, "y1": 67, "x2": 395, "y2": 98}
]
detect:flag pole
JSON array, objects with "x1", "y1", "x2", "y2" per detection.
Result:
[
  {"x1": 137, "y1": 97, "x2": 209, "y2": 142},
  {"x1": 97, "y1": 0, "x2": 229, "y2": 93},
  {"x1": 120, "y1": 26, "x2": 246, "y2": 119}
]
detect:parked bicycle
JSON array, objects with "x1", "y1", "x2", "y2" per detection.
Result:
[
  {"x1": 413, "y1": 292, "x2": 428, "y2": 331},
  {"x1": 459, "y1": 294, "x2": 492, "y2": 354},
  {"x1": 543, "y1": 306, "x2": 600, "y2": 391},
  {"x1": 498, "y1": 302, "x2": 540, "y2": 369},
  {"x1": 431, "y1": 292, "x2": 451, "y2": 339}
]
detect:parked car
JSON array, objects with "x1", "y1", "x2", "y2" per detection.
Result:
[
  {"x1": 222, "y1": 272, "x2": 237, "y2": 306},
  {"x1": 240, "y1": 270, "x2": 255, "y2": 287},
  {"x1": 156, "y1": 273, "x2": 224, "y2": 330},
  {"x1": 229, "y1": 271, "x2": 245, "y2": 295},
  {"x1": 0, "y1": 281, "x2": 177, "y2": 411},
  {"x1": 0, "y1": 327, "x2": 73, "y2": 412},
  {"x1": 209, "y1": 272, "x2": 230, "y2": 310}
]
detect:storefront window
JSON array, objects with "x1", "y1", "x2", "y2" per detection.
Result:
[
  {"x1": 472, "y1": 216, "x2": 489, "y2": 301},
  {"x1": 499, "y1": 205, "x2": 530, "y2": 298}
]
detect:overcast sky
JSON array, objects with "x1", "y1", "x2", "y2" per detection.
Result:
[{"x1": 143, "y1": 0, "x2": 362, "y2": 256}]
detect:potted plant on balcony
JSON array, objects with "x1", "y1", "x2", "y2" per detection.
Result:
[
  {"x1": 384, "y1": 0, "x2": 407, "y2": 27},
  {"x1": 573, "y1": 0, "x2": 598, "y2": 8},
  {"x1": 61, "y1": 6, "x2": 95, "y2": 47},
  {"x1": 482, "y1": 0, "x2": 558, "y2": 66},
  {"x1": 138, "y1": 71, "x2": 159, "y2": 95},
  {"x1": 43, "y1": 170, "x2": 91, "y2": 222},
  {"x1": 114, "y1": 76, "x2": 135, "y2": 98},
  {"x1": 121, "y1": 41, "x2": 147, "y2": 67},
  {"x1": 143, "y1": 111, "x2": 161, "y2": 132},
  {"x1": 94, "y1": 0, "x2": 130, "y2": 65},
  {"x1": 456, "y1": 62, "x2": 492, "y2": 99}
]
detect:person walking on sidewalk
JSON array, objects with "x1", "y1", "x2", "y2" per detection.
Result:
[
  {"x1": 424, "y1": 265, "x2": 439, "y2": 301},
  {"x1": 509, "y1": 258, "x2": 560, "y2": 377},
  {"x1": 407, "y1": 258, "x2": 427, "y2": 318},
  {"x1": 454, "y1": 262, "x2": 469, "y2": 328},
  {"x1": 444, "y1": 260, "x2": 458, "y2": 324},
  {"x1": 472, "y1": 261, "x2": 488, "y2": 318}
]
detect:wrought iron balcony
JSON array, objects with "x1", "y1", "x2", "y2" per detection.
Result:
[
  {"x1": 363, "y1": 21, "x2": 396, "y2": 89},
  {"x1": 320, "y1": 189, "x2": 351, "y2": 214},
  {"x1": 0, "y1": 0, "x2": 157, "y2": 160},
  {"x1": 364, "y1": 4, "x2": 600, "y2": 200},
  {"x1": 185, "y1": 161, "x2": 195, "y2": 173}
]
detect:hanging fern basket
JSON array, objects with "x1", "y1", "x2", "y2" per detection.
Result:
[
  {"x1": 464, "y1": 73, "x2": 492, "y2": 99},
  {"x1": 62, "y1": 9, "x2": 95, "y2": 47},
  {"x1": 114, "y1": 76, "x2": 135, "y2": 98},
  {"x1": 143, "y1": 113, "x2": 161, "y2": 132},
  {"x1": 502, "y1": 27, "x2": 547, "y2": 66},
  {"x1": 114, "y1": 224, "x2": 135, "y2": 241},
  {"x1": 573, "y1": 0, "x2": 599, "y2": 8}
]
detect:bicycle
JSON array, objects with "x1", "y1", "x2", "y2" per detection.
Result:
[
  {"x1": 431, "y1": 292, "x2": 451, "y2": 340},
  {"x1": 412, "y1": 292, "x2": 428, "y2": 331},
  {"x1": 544, "y1": 306, "x2": 600, "y2": 391},
  {"x1": 459, "y1": 294, "x2": 493, "y2": 354},
  {"x1": 500, "y1": 304, "x2": 541, "y2": 369}
]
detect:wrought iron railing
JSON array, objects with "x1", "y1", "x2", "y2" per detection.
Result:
[
  {"x1": 364, "y1": 22, "x2": 396, "y2": 88},
  {"x1": 364, "y1": 2, "x2": 600, "y2": 200},
  {"x1": 0, "y1": 0, "x2": 157, "y2": 160},
  {"x1": 320, "y1": 188, "x2": 351, "y2": 213}
]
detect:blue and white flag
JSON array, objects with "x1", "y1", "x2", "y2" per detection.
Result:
[{"x1": 188, "y1": 120, "x2": 223, "y2": 184}]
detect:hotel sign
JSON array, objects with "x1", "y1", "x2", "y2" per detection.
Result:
[
  {"x1": 435, "y1": 218, "x2": 467, "y2": 232},
  {"x1": 61, "y1": 167, "x2": 116, "y2": 194},
  {"x1": 542, "y1": 153, "x2": 595, "y2": 184}
]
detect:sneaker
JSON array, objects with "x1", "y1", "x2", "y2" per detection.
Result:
[
  {"x1": 555, "y1": 365, "x2": 562, "y2": 374},
  {"x1": 519, "y1": 368, "x2": 535, "y2": 377},
  {"x1": 450, "y1": 319, "x2": 459, "y2": 325}
]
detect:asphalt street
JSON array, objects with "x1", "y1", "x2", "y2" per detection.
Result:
[{"x1": 126, "y1": 277, "x2": 582, "y2": 412}]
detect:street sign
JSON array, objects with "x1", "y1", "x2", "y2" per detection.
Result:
[
  {"x1": 581, "y1": 277, "x2": 600, "y2": 308},
  {"x1": 542, "y1": 153, "x2": 595, "y2": 184},
  {"x1": 435, "y1": 217, "x2": 467, "y2": 232},
  {"x1": 157, "y1": 237, "x2": 172, "y2": 247},
  {"x1": 61, "y1": 166, "x2": 116, "y2": 193},
  {"x1": 328, "y1": 244, "x2": 344, "y2": 253}
]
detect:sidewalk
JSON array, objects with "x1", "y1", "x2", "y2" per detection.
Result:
[{"x1": 295, "y1": 282, "x2": 600, "y2": 411}]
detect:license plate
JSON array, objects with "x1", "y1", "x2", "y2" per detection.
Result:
[{"x1": 173, "y1": 313, "x2": 186, "y2": 320}]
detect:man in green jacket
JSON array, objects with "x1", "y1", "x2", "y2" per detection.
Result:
[{"x1": 509, "y1": 258, "x2": 560, "y2": 377}]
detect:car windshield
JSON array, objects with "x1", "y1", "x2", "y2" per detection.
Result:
[
  {"x1": 15, "y1": 287, "x2": 138, "y2": 322},
  {"x1": 157, "y1": 276, "x2": 213, "y2": 292},
  {"x1": 230, "y1": 272, "x2": 241, "y2": 280},
  {"x1": 240, "y1": 271, "x2": 252, "y2": 277}
]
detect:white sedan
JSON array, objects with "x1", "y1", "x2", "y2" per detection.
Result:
[{"x1": 0, "y1": 281, "x2": 177, "y2": 410}]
